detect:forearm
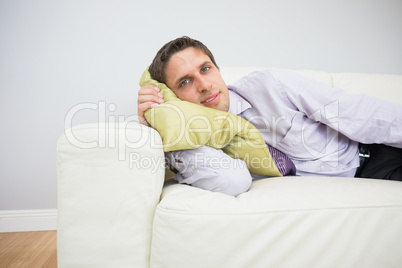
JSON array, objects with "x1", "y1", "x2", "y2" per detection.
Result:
[
  {"x1": 166, "y1": 146, "x2": 252, "y2": 196},
  {"x1": 276, "y1": 69, "x2": 402, "y2": 148}
]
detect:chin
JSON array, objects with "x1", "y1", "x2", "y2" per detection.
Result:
[{"x1": 217, "y1": 104, "x2": 229, "y2": 112}]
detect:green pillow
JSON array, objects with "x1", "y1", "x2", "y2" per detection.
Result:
[{"x1": 139, "y1": 68, "x2": 281, "y2": 177}]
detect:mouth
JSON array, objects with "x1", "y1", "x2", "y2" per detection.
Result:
[{"x1": 201, "y1": 92, "x2": 220, "y2": 106}]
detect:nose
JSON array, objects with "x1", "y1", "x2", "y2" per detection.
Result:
[{"x1": 195, "y1": 73, "x2": 212, "y2": 92}]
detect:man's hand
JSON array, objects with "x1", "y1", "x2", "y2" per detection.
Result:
[{"x1": 137, "y1": 85, "x2": 164, "y2": 126}]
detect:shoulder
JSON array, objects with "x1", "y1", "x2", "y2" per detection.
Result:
[
  {"x1": 228, "y1": 68, "x2": 285, "y2": 95},
  {"x1": 228, "y1": 68, "x2": 301, "y2": 107},
  {"x1": 229, "y1": 68, "x2": 297, "y2": 88}
]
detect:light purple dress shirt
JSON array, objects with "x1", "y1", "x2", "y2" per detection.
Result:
[{"x1": 167, "y1": 68, "x2": 402, "y2": 196}]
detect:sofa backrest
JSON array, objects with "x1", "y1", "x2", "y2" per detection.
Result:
[{"x1": 220, "y1": 67, "x2": 402, "y2": 105}]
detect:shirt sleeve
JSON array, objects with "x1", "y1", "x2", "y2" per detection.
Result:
[
  {"x1": 166, "y1": 146, "x2": 252, "y2": 196},
  {"x1": 275, "y1": 69, "x2": 402, "y2": 148}
]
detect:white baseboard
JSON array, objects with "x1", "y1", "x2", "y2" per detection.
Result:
[{"x1": 0, "y1": 209, "x2": 57, "y2": 233}]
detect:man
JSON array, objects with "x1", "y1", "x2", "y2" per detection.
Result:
[{"x1": 138, "y1": 36, "x2": 402, "y2": 196}]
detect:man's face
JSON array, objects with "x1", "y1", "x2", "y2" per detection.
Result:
[{"x1": 165, "y1": 47, "x2": 229, "y2": 112}]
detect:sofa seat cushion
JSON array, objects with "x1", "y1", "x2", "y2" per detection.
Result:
[{"x1": 151, "y1": 177, "x2": 402, "y2": 268}]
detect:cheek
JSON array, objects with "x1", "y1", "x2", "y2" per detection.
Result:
[{"x1": 176, "y1": 91, "x2": 196, "y2": 103}]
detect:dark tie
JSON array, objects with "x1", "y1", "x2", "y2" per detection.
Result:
[{"x1": 267, "y1": 145, "x2": 296, "y2": 176}]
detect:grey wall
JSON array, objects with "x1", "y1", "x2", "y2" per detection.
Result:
[{"x1": 1, "y1": 0, "x2": 401, "y2": 210}]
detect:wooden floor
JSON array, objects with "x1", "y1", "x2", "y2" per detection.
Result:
[{"x1": 0, "y1": 231, "x2": 57, "y2": 268}]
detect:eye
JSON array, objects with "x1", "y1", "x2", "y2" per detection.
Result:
[
  {"x1": 179, "y1": 79, "x2": 189, "y2": 88},
  {"x1": 201, "y1": 66, "x2": 210, "y2": 73}
]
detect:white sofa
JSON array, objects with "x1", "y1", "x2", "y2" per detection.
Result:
[{"x1": 57, "y1": 68, "x2": 402, "y2": 268}]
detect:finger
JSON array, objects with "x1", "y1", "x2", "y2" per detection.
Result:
[
  {"x1": 137, "y1": 85, "x2": 163, "y2": 127},
  {"x1": 138, "y1": 116, "x2": 150, "y2": 126},
  {"x1": 137, "y1": 94, "x2": 164, "y2": 105},
  {"x1": 138, "y1": 85, "x2": 162, "y2": 97},
  {"x1": 138, "y1": 86, "x2": 164, "y2": 105},
  {"x1": 137, "y1": 101, "x2": 160, "y2": 116},
  {"x1": 138, "y1": 101, "x2": 160, "y2": 126}
]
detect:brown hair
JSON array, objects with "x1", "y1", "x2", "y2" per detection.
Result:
[{"x1": 148, "y1": 36, "x2": 219, "y2": 84}]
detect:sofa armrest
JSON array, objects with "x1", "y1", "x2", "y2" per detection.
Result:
[{"x1": 57, "y1": 122, "x2": 165, "y2": 268}]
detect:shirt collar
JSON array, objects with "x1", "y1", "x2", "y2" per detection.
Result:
[{"x1": 228, "y1": 89, "x2": 251, "y2": 116}]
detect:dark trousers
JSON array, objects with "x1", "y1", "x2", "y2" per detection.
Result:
[{"x1": 355, "y1": 144, "x2": 402, "y2": 181}]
